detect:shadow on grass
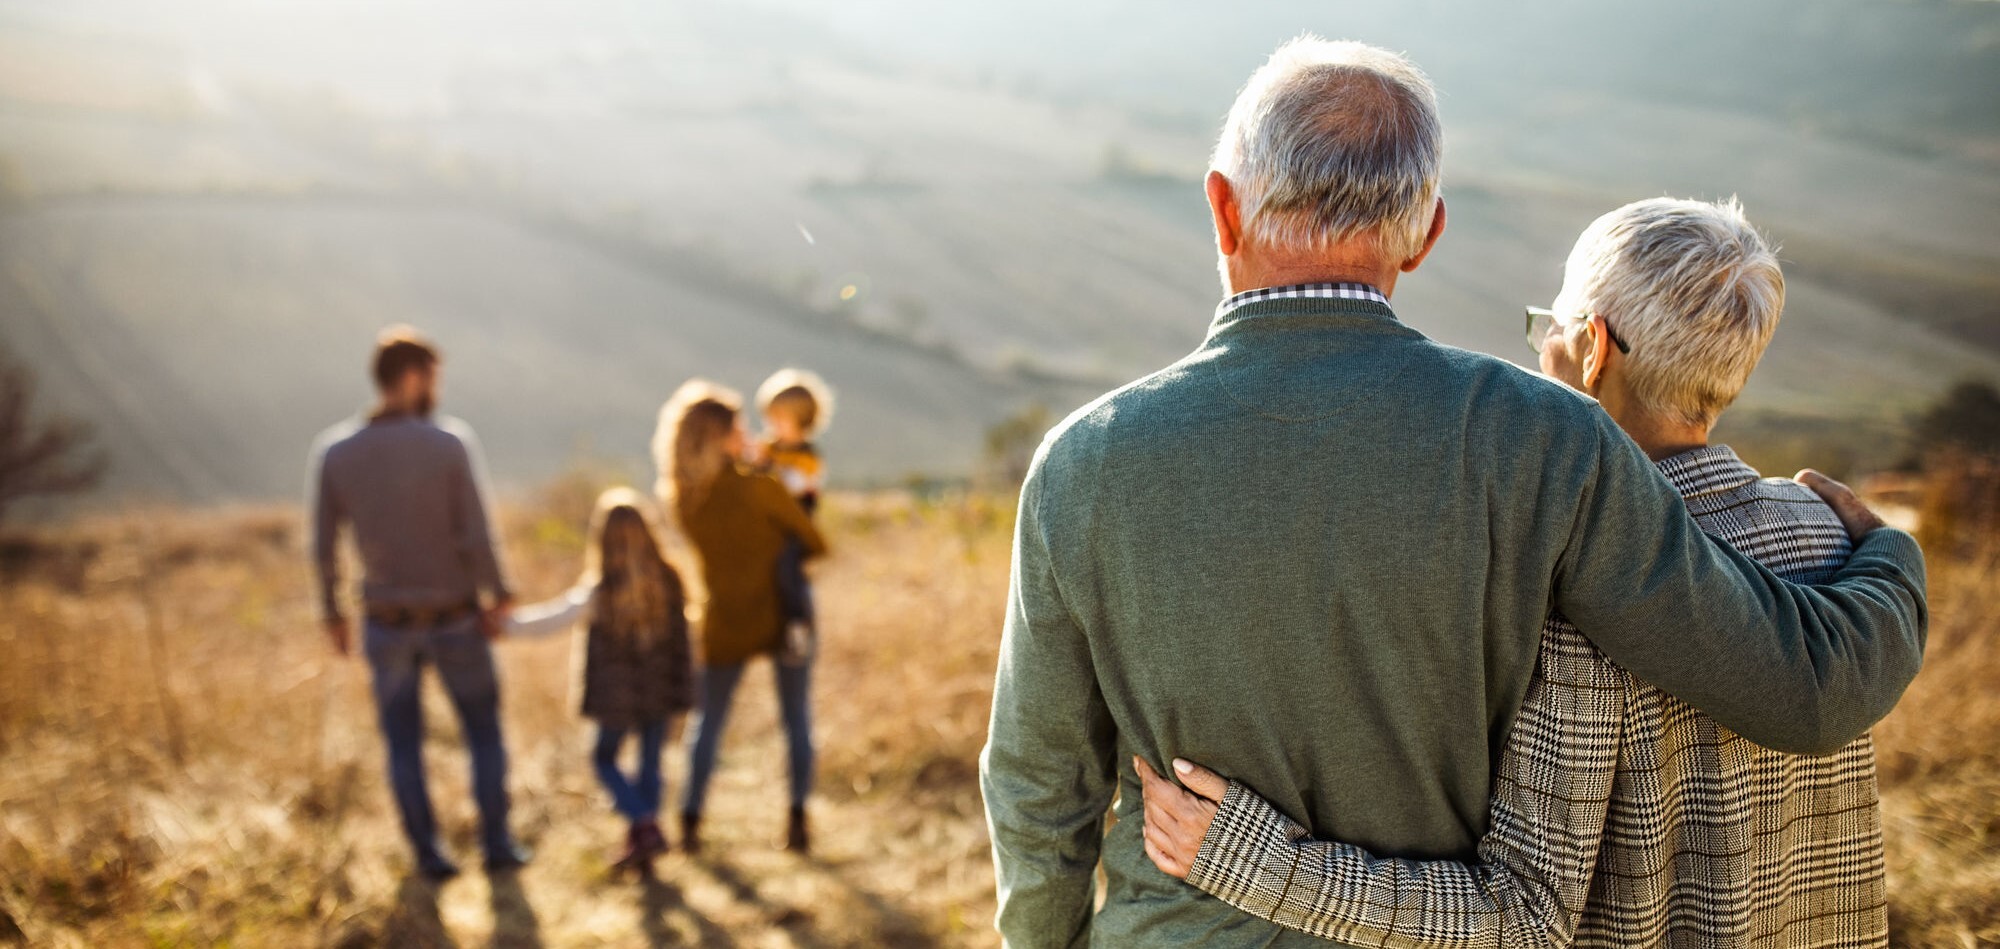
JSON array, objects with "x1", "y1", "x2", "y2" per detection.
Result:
[
  {"x1": 488, "y1": 870, "x2": 545, "y2": 949},
  {"x1": 638, "y1": 875, "x2": 734, "y2": 948},
  {"x1": 697, "y1": 855, "x2": 942, "y2": 948},
  {"x1": 376, "y1": 874, "x2": 457, "y2": 949}
]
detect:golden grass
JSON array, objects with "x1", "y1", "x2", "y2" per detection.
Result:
[
  {"x1": 1872, "y1": 464, "x2": 2000, "y2": 948},
  {"x1": 0, "y1": 491, "x2": 1010, "y2": 948},
  {"x1": 0, "y1": 481, "x2": 1993, "y2": 947}
]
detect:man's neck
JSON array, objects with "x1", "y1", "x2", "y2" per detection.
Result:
[
  {"x1": 371, "y1": 400, "x2": 427, "y2": 422},
  {"x1": 1226, "y1": 247, "x2": 1401, "y2": 299}
]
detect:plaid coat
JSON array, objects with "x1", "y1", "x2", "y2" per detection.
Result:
[
  {"x1": 1187, "y1": 446, "x2": 1890, "y2": 948},
  {"x1": 578, "y1": 582, "x2": 696, "y2": 728}
]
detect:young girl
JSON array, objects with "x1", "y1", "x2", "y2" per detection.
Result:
[{"x1": 510, "y1": 487, "x2": 694, "y2": 874}]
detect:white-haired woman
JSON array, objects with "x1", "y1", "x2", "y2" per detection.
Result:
[
  {"x1": 654, "y1": 379, "x2": 828, "y2": 854},
  {"x1": 510, "y1": 487, "x2": 694, "y2": 875}
]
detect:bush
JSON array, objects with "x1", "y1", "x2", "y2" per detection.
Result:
[{"x1": 1914, "y1": 379, "x2": 2000, "y2": 461}]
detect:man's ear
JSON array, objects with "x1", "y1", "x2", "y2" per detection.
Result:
[
  {"x1": 1581, "y1": 313, "x2": 1613, "y2": 388},
  {"x1": 1205, "y1": 170, "x2": 1242, "y2": 257},
  {"x1": 1399, "y1": 197, "x2": 1447, "y2": 273}
]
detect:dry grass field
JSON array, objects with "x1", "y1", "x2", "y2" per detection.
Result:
[
  {"x1": 0, "y1": 483, "x2": 1010, "y2": 948},
  {"x1": 0, "y1": 473, "x2": 1994, "y2": 947}
]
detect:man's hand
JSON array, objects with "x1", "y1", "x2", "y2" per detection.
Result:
[
  {"x1": 323, "y1": 615, "x2": 352, "y2": 656},
  {"x1": 480, "y1": 596, "x2": 515, "y2": 642},
  {"x1": 1135, "y1": 756, "x2": 1228, "y2": 880},
  {"x1": 1795, "y1": 469, "x2": 1886, "y2": 539}
]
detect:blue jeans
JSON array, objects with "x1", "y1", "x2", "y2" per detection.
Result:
[
  {"x1": 682, "y1": 659, "x2": 813, "y2": 816},
  {"x1": 593, "y1": 720, "x2": 668, "y2": 821},
  {"x1": 363, "y1": 615, "x2": 513, "y2": 860}
]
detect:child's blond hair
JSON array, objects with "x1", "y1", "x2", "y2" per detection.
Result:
[{"x1": 756, "y1": 368, "x2": 835, "y2": 438}]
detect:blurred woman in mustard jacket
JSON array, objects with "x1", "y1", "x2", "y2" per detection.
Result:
[{"x1": 654, "y1": 379, "x2": 828, "y2": 854}]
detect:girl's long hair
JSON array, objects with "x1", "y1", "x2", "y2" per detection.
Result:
[
  {"x1": 580, "y1": 487, "x2": 682, "y2": 642},
  {"x1": 653, "y1": 379, "x2": 743, "y2": 516}
]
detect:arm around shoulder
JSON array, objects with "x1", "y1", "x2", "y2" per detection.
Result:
[{"x1": 1555, "y1": 417, "x2": 1927, "y2": 754}]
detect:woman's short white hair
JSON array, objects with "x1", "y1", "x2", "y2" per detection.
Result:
[
  {"x1": 1554, "y1": 196, "x2": 1786, "y2": 428},
  {"x1": 1211, "y1": 36, "x2": 1443, "y2": 263}
]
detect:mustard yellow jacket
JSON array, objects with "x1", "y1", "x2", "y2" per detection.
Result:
[{"x1": 678, "y1": 464, "x2": 827, "y2": 665}]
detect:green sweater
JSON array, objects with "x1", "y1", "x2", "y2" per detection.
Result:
[{"x1": 979, "y1": 297, "x2": 1928, "y2": 947}]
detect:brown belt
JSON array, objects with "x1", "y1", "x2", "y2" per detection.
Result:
[{"x1": 364, "y1": 599, "x2": 481, "y2": 628}]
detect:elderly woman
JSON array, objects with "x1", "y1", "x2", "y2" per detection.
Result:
[{"x1": 654, "y1": 379, "x2": 828, "y2": 855}]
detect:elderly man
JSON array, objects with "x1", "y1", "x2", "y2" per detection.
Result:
[
  {"x1": 978, "y1": 37, "x2": 1926, "y2": 947},
  {"x1": 1141, "y1": 196, "x2": 1896, "y2": 946}
]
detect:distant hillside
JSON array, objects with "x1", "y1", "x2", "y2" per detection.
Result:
[{"x1": 1, "y1": 0, "x2": 1995, "y2": 501}]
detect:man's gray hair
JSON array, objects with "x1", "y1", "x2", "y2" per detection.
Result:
[
  {"x1": 1211, "y1": 36, "x2": 1443, "y2": 263},
  {"x1": 1555, "y1": 196, "x2": 1786, "y2": 428}
]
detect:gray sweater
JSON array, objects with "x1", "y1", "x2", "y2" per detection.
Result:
[
  {"x1": 979, "y1": 296, "x2": 1928, "y2": 947},
  {"x1": 309, "y1": 413, "x2": 511, "y2": 620}
]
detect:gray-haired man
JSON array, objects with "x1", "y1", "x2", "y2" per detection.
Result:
[{"x1": 979, "y1": 38, "x2": 1926, "y2": 947}]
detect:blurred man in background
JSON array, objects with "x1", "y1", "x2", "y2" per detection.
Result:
[
  {"x1": 308, "y1": 326, "x2": 526, "y2": 880},
  {"x1": 979, "y1": 37, "x2": 1926, "y2": 947}
]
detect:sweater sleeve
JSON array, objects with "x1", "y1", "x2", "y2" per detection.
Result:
[
  {"x1": 308, "y1": 437, "x2": 344, "y2": 621},
  {"x1": 759, "y1": 475, "x2": 828, "y2": 558},
  {"x1": 1555, "y1": 412, "x2": 1926, "y2": 754},
  {"x1": 980, "y1": 464, "x2": 1118, "y2": 948},
  {"x1": 449, "y1": 425, "x2": 513, "y2": 603}
]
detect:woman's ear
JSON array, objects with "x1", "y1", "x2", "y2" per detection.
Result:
[{"x1": 1581, "y1": 314, "x2": 1612, "y2": 389}]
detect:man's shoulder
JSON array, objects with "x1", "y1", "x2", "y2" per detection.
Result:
[
  {"x1": 1401, "y1": 339, "x2": 1621, "y2": 463},
  {"x1": 1031, "y1": 342, "x2": 1610, "y2": 475},
  {"x1": 428, "y1": 414, "x2": 479, "y2": 447},
  {"x1": 313, "y1": 416, "x2": 364, "y2": 452},
  {"x1": 1032, "y1": 362, "x2": 1194, "y2": 473},
  {"x1": 1426, "y1": 339, "x2": 1605, "y2": 419},
  {"x1": 399, "y1": 415, "x2": 480, "y2": 460},
  {"x1": 317, "y1": 414, "x2": 476, "y2": 460}
]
